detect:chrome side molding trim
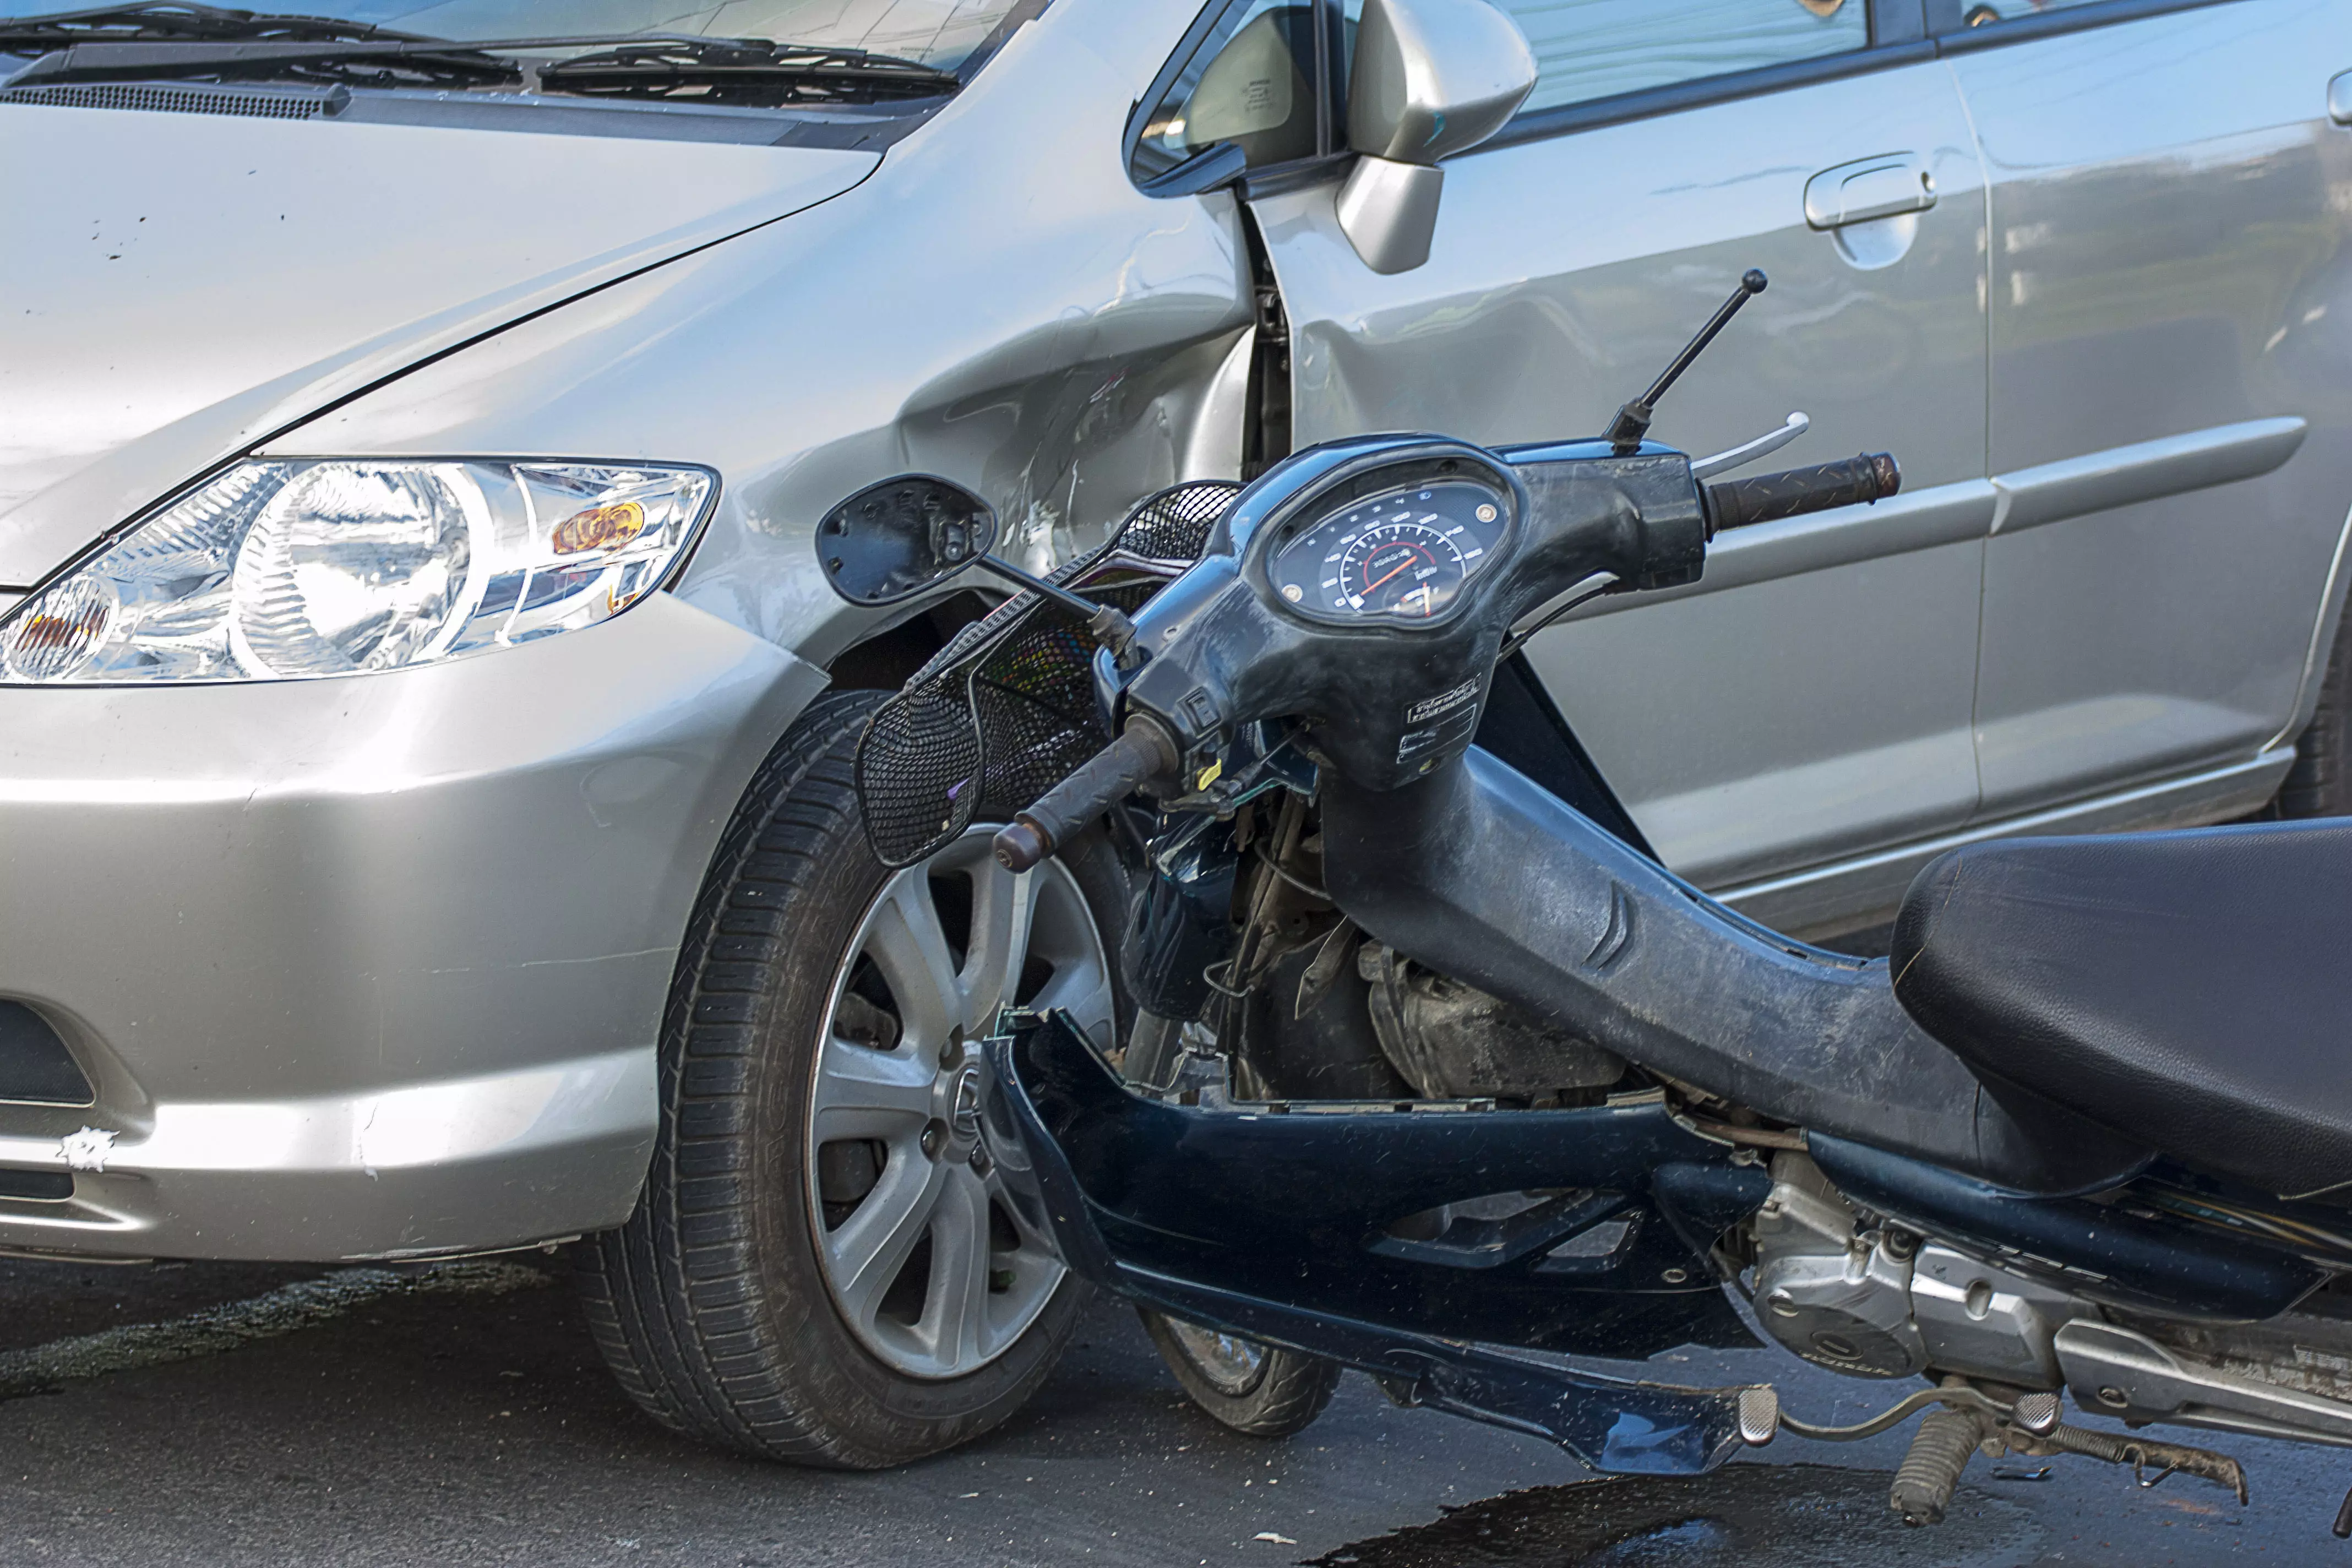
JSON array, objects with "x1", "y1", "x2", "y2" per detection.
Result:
[
  {"x1": 1559, "y1": 417, "x2": 2310, "y2": 623},
  {"x1": 1716, "y1": 749, "x2": 2295, "y2": 939},
  {"x1": 1569, "y1": 477, "x2": 1996, "y2": 620},
  {"x1": 1991, "y1": 416, "x2": 2309, "y2": 535}
]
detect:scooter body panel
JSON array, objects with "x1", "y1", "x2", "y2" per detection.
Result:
[
  {"x1": 1321, "y1": 748, "x2": 2154, "y2": 1195},
  {"x1": 986, "y1": 1014, "x2": 1769, "y2": 1476},
  {"x1": 995, "y1": 1010, "x2": 1755, "y2": 1358}
]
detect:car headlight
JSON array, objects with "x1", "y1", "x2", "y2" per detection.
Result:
[{"x1": 0, "y1": 460, "x2": 716, "y2": 685}]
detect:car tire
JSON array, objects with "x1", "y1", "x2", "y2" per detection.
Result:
[
  {"x1": 2277, "y1": 601, "x2": 2352, "y2": 818},
  {"x1": 577, "y1": 688, "x2": 1130, "y2": 1468},
  {"x1": 1140, "y1": 1309, "x2": 1342, "y2": 1438}
]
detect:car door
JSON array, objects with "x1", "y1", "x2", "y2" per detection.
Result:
[
  {"x1": 1937, "y1": 0, "x2": 2352, "y2": 823},
  {"x1": 1237, "y1": 0, "x2": 1992, "y2": 935}
]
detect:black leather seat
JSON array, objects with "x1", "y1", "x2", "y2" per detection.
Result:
[{"x1": 1890, "y1": 820, "x2": 2352, "y2": 1199}]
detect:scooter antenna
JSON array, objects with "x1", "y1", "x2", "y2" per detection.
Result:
[{"x1": 1605, "y1": 269, "x2": 1767, "y2": 454}]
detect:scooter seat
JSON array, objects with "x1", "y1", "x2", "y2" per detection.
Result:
[{"x1": 1890, "y1": 819, "x2": 2352, "y2": 1199}]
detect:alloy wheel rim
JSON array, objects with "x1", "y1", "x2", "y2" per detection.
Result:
[
  {"x1": 805, "y1": 827, "x2": 1114, "y2": 1380},
  {"x1": 1163, "y1": 1317, "x2": 1270, "y2": 1397}
]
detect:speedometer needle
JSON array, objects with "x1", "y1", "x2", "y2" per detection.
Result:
[{"x1": 1364, "y1": 559, "x2": 1415, "y2": 594}]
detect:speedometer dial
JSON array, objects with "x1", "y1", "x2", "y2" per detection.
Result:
[
  {"x1": 1338, "y1": 521, "x2": 1464, "y2": 618},
  {"x1": 1267, "y1": 479, "x2": 1510, "y2": 626}
]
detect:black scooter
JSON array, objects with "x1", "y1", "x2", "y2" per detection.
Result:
[{"x1": 819, "y1": 276, "x2": 2352, "y2": 1531}]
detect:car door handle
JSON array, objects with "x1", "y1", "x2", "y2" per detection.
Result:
[
  {"x1": 2331, "y1": 68, "x2": 2351, "y2": 125},
  {"x1": 1804, "y1": 153, "x2": 1936, "y2": 230}
]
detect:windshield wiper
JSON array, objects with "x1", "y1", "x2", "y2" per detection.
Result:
[
  {"x1": 535, "y1": 40, "x2": 957, "y2": 105},
  {"x1": 0, "y1": 26, "x2": 959, "y2": 102},
  {"x1": 0, "y1": 2, "x2": 436, "y2": 48}
]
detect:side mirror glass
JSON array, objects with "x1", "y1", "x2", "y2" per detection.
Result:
[
  {"x1": 1337, "y1": 0, "x2": 1536, "y2": 274},
  {"x1": 817, "y1": 476, "x2": 998, "y2": 606}
]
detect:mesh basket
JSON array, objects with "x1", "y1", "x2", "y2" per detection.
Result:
[{"x1": 856, "y1": 479, "x2": 1242, "y2": 867}]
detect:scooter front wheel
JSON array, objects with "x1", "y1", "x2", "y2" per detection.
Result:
[{"x1": 1141, "y1": 1308, "x2": 1341, "y2": 1438}]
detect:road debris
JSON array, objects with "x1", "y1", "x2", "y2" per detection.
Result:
[{"x1": 0, "y1": 1259, "x2": 548, "y2": 1398}]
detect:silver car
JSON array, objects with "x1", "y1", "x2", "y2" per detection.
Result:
[{"x1": 2, "y1": 0, "x2": 2347, "y2": 1466}]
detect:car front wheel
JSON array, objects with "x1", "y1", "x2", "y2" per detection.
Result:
[
  {"x1": 2278, "y1": 598, "x2": 2352, "y2": 818},
  {"x1": 578, "y1": 690, "x2": 1126, "y2": 1467}
]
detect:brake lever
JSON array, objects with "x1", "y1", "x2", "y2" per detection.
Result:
[{"x1": 1689, "y1": 412, "x2": 1810, "y2": 480}]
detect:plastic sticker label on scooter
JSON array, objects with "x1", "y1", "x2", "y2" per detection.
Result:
[
  {"x1": 1397, "y1": 703, "x2": 1480, "y2": 764},
  {"x1": 1406, "y1": 677, "x2": 1483, "y2": 726}
]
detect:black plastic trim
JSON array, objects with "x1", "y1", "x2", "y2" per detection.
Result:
[
  {"x1": 0, "y1": 1001, "x2": 93, "y2": 1106},
  {"x1": 1874, "y1": 0, "x2": 1929, "y2": 45},
  {"x1": 1472, "y1": 654, "x2": 1656, "y2": 860},
  {"x1": 0, "y1": 1169, "x2": 74, "y2": 1202},
  {"x1": 1237, "y1": 150, "x2": 1351, "y2": 201},
  {"x1": 1122, "y1": 0, "x2": 1243, "y2": 194}
]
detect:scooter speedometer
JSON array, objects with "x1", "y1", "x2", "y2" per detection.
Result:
[{"x1": 1266, "y1": 478, "x2": 1510, "y2": 625}]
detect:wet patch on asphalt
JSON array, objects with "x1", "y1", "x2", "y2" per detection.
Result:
[{"x1": 1309, "y1": 1463, "x2": 2040, "y2": 1567}]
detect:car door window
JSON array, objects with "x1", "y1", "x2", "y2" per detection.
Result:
[
  {"x1": 1492, "y1": 0, "x2": 1871, "y2": 114},
  {"x1": 1131, "y1": 1, "x2": 1330, "y2": 181}
]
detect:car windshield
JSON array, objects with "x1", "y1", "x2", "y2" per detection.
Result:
[{"x1": 0, "y1": 0, "x2": 1027, "y2": 71}]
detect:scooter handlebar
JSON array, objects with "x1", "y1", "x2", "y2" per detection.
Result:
[
  {"x1": 1705, "y1": 452, "x2": 1899, "y2": 535},
  {"x1": 993, "y1": 718, "x2": 1182, "y2": 873}
]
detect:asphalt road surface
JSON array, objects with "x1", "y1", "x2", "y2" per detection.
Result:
[{"x1": 0, "y1": 1253, "x2": 2344, "y2": 1567}]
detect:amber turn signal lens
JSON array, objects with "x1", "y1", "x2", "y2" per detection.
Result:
[
  {"x1": 552, "y1": 500, "x2": 646, "y2": 556},
  {"x1": 18, "y1": 604, "x2": 106, "y2": 656},
  {"x1": 0, "y1": 574, "x2": 113, "y2": 682}
]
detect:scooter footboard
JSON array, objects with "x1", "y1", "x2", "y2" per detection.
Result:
[{"x1": 983, "y1": 1012, "x2": 1774, "y2": 1476}]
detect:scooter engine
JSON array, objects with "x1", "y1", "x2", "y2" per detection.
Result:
[
  {"x1": 1749, "y1": 1152, "x2": 2088, "y2": 1389},
  {"x1": 1750, "y1": 1153, "x2": 1929, "y2": 1378}
]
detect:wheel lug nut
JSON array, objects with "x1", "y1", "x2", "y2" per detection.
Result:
[
  {"x1": 920, "y1": 1119, "x2": 948, "y2": 1159},
  {"x1": 969, "y1": 1144, "x2": 994, "y2": 1177}
]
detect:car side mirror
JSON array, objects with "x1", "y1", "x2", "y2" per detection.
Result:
[
  {"x1": 1338, "y1": 0, "x2": 1536, "y2": 275},
  {"x1": 817, "y1": 476, "x2": 998, "y2": 606}
]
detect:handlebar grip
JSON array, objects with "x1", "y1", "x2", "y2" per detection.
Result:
[
  {"x1": 1705, "y1": 452, "x2": 1900, "y2": 535},
  {"x1": 993, "y1": 718, "x2": 1181, "y2": 873}
]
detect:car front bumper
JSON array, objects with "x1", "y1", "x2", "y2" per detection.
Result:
[{"x1": 0, "y1": 594, "x2": 823, "y2": 1260}]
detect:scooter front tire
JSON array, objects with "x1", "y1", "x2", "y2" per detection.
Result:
[{"x1": 1141, "y1": 1308, "x2": 1341, "y2": 1439}]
